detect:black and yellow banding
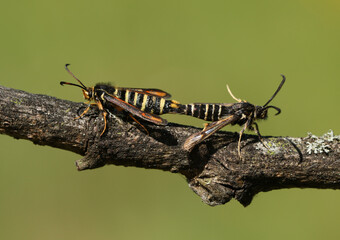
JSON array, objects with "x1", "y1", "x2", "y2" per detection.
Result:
[
  {"x1": 180, "y1": 75, "x2": 286, "y2": 156},
  {"x1": 61, "y1": 64, "x2": 181, "y2": 135},
  {"x1": 109, "y1": 87, "x2": 180, "y2": 115},
  {"x1": 179, "y1": 103, "x2": 234, "y2": 122}
]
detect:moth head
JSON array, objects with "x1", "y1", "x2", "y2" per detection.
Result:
[
  {"x1": 81, "y1": 88, "x2": 94, "y2": 100},
  {"x1": 255, "y1": 106, "x2": 268, "y2": 120},
  {"x1": 255, "y1": 105, "x2": 281, "y2": 120},
  {"x1": 60, "y1": 64, "x2": 94, "y2": 100}
]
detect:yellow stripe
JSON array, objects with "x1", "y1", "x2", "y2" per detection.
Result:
[
  {"x1": 114, "y1": 88, "x2": 118, "y2": 96},
  {"x1": 133, "y1": 92, "x2": 139, "y2": 106},
  {"x1": 159, "y1": 98, "x2": 165, "y2": 114},
  {"x1": 100, "y1": 93, "x2": 105, "y2": 101},
  {"x1": 204, "y1": 104, "x2": 209, "y2": 120},
  {"x1": 218, "y1": 105, "x2": 222, "y2": 119},
  {"x1": 211, "y1": 104, "x2": 215, "y2": 120},
  {"x1": 141, "y1": 94, "x2": 148, "y2": 111},
  {"x1": 125, "y1": 90, "x2": 130, "y2": 103}
]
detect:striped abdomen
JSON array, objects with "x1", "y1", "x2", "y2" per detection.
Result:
[
  {"x1": 178, "y1": 103, "x2": 234, "y2": 121},
  {"x1": 113, "y1": 88, "x2": 180, "y2": 115}
]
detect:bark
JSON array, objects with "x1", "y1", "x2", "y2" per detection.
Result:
[{"x1": 0, "y1": 85, "x2": 339, "y2": 206}]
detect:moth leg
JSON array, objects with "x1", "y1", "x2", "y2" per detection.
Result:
[
  {"x1": 129, "y1": 114, "x2": 149, "y2": 135},
  {"x1": 75, "y1": 102, "x2": 97, "y2": 120},
  {"x1": 253, "y1": 122, "x2": 269, "y2": 150},
  {"x1": 237, "y1": 119, "x2": 251, "y2": 158},
  {"x1": 75, "y1": 105, "x2": 91, "y2": 120},
  {"x1": 237, "y1": 127, "x2": 246, "y2": 158},
  {"x1": 100, "y1": 111, "x2": 108, "y2": 136},
  {"x1": 93, "y1": 100, "x2": 108, "y2": 136}
]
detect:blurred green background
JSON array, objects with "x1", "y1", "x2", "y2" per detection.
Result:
[{"x1": 1, "y1": 0, "x2": 339, "y2": 239}]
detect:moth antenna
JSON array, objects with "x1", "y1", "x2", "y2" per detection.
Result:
[
  {"x1": 226, "y1": 84, "x2": 242, "y2": 102},
  {"x1": 263, "y1": 105, "x2": 281, "y2": 115},
  {"x1": 64, "y1": 64, "x2": 87, "y2": 89},
  {"x1": 262, "y1": 75, "x2": 286, "y2": 107},
  {"x1": 60, "y1": 81, "x2": 87, "y2": 90}
]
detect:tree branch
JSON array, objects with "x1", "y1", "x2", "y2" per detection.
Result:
[{"x1": 1, "y1": 85, "x2": 339, "y2": 206}]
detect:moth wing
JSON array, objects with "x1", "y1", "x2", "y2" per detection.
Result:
[
  {"x1": 183, "y1": 115, "x2": 239, "y2": 151},
  {"x1": 115, "y1": 87, "x2": 172, "y2": 99},
  {"x1": 103, "y1": 93, "x2": 168, "y2": 125}
]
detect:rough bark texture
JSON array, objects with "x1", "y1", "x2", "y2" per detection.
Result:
[{"x1": 0, "y1": 85, "x2": 339, "y2": 206}]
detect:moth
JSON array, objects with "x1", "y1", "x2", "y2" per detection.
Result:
[
  {"x1": 60, "y1": 64, "x2": 180, "y2": 135},
  {"x1": 179, "y1": 75, "x2": 286, "y2": 156}
]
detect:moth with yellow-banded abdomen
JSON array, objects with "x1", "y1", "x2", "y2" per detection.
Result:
[
  {"x1": 178, "y1": 75, "x2": 286, "y2": 157},
  {"x1": 60, "y1": 64, "x2": 180, "y2": 135}
]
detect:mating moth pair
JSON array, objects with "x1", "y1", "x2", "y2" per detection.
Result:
[{"x1": 61, "y1": 64, "x2": 285, "y2": 157}]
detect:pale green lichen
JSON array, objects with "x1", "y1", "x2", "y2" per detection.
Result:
[
  {"x1": 305, "y1": 130, "x2": 339, "y2": 154},
  {"x1": 196, "y1": 178, "x2": 212, "y2": 186},
  {"x1": 255, "y1": 138, "x2": 285, "y2": 155}
]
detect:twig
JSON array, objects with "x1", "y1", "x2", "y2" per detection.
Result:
[{"x1": 0, "y1": 85, "x2": 339, "y2": 206}]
